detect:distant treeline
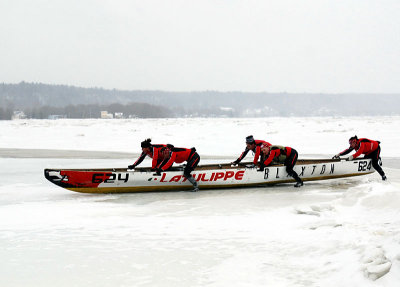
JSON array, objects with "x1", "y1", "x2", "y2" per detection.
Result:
[{"x1": 2, "y1": 82, "x2": 400, "y2": 118}]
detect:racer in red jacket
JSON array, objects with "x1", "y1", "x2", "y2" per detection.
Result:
[
  {"x1": 128, "y1": 138, "x2": 168, "y2": 170},
  {"x1": 333, "y1": 135, "x2": 386, "y2": 180},
  {"x1": 232, "y1": 135, "x2": 271, "y2": 167},
  {"x1": 158, "y1": 144, "x2": 200, "y2": 192},
  {"x1": 260, "y1": 144, "x2": 303, "y2": 187}
]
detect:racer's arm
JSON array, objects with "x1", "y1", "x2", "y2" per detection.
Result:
[
  {"x1": 338, "y1": 147, "x2": 354, "y2": 156},
  {"x1": 253, "y1": 145, "x2": 262, "y2": 164},
  {"x1": 129, "y1": 151, "x2": 146, "y2": 168},
  {"x1": 160, "y1": 152, "x2": 177, "y2": 171},
  {"x1": 263, "y1": 150, "x2": 279, "y2": 167},
  {"x1": 157, "y1": 150, "x2": 171, "y2": 169},
  {"x1": 151, "y1": 148, "x2": 160, "y2": 169},
  {"x1": 351, "y1": 143, "x2": 365, "y2": 159},
  {"x1": 234, "y1": 148, "x2": 249, "y2": 164}
]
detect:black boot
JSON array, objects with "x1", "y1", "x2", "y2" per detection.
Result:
[
  {"x1": 294, "y1": 181, "x2": 304, "y2": 188},
  {"x1": 187, "y1": 176, "x2": 199, "y2": 192},
  {"x1": 290, "y1": 171, "x2": 303, "y2": 188}
]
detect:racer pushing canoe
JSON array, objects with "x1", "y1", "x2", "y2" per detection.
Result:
[
  {"x1": 128, "y1": 139, "x2": 200, "y2": 192},
  {"x1": 128, "y1": 138, "x2": 168, "y2": 170},
  {"x1": 157, "y1": 144, "x2": 201, "y2": 192},
  {"x1": 259, "y1": 144, "x2": 304, "y2": 187},
  {"x1": 232, "y1": 135, "x2": 271, "y2": 166},
  {"x1": 333, "y1": 135, "x2": 387, "y2": 181}
]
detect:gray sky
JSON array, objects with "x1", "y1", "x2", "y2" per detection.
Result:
[{"x1": 1, "y1": 0, "x2": 399, "y2": 93}]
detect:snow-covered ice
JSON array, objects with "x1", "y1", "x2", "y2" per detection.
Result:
[
  {"x1": 0, "y1": 116, "x2": 399, "y2": 287},
  {"x1": 1, "y1": 116, "x2": 400, "y2": 157}
]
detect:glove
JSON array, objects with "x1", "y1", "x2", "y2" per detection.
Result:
[
  {"x1": 246, "y1": 163, "x2": 256, "y2": 168},
  {"x1": 128, "y1": 164, "x2": 135, "y2": 169},
  {"x1": 346, "y1": 156, "x2": 353, "y2": 161},
  {"x1": 332, "y1": 154, "x2": 340, "y2": 160}
]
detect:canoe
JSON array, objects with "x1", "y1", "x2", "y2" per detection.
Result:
[{"x1": 44, "y1": 158, "x2": 375, "y2": 194}]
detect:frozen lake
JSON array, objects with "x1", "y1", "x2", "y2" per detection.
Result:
[{"x1": 1, "y1": 117, "x2": 400, "y2": 286}]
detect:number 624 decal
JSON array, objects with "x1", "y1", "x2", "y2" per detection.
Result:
[{"x1": 358, "y1": 160, "x2": 372, "y2": 172}]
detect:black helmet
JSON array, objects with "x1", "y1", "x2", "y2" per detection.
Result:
[
  {"x1": 246, "y1": 135, "x2": 255, "y2": 144},
  {"x1": 141, "y1": 138, "x2": 152, "y2": 148},
  {"x1": 349, "y1": 135, "x2": 358, "y2": 143}
]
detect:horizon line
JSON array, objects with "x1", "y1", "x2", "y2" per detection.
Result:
[{"x1": 1, "y1": 81, "x2": 400, "y2": 95}]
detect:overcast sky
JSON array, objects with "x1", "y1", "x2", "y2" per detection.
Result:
[{"x1": 0, "y1": 0, "x2": 399, "y2": 93}]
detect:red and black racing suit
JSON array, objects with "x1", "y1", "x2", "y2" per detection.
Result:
[
  {"x1": 130, "y1": 144, "x2": 168, "y2": 169},
  {"x1": 160, "y1": 147, "x2": 200, "y2": 180},
  {"x1": 339, "y1": 138, "x2": 385, "y2": 176},
  {"x1": 234, "y1": 140, "x2": 271, "y2": 165},
  {"x1": 260, "y1": 145, "x2": 302, "y2": 184}
]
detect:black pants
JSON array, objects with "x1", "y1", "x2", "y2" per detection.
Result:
[
  {"x1": 285, "y1": 149, "x2": 302, "y2": 183},
  {"x1": 364, "y1": 146, "x2": 385, "y2": 177},
  {"x1": 184, "y1": 152, "x2": 200, "y2": 178}
]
